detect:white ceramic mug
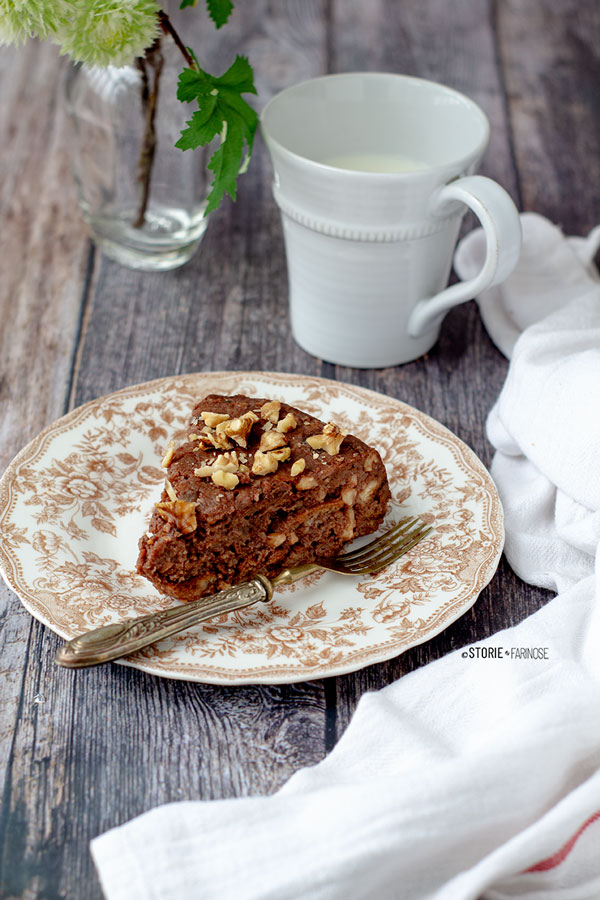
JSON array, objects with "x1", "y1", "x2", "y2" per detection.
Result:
[{"x1": 260, "y1": 73, "x2": 522, "y2": 368}]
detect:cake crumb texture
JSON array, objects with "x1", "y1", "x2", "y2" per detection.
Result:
[{"x1": 136, "y1": 394, "x2": 391, "y2": 601}]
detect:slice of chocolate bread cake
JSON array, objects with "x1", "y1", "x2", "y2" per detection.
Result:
[{"x1": 136, "y1": 394, "x2": 390, "y2": 601}]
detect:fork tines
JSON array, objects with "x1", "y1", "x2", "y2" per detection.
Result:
[{"x1": 336, "y1": 516, "x2": 433, "y2": 575}]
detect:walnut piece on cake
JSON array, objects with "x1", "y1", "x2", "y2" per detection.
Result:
[{"x1": 136, "y1": 394, "x2": 391, "y2": 602}]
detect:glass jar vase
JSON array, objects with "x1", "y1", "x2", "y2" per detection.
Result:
[{"x1": 64, "y1": 41, "x2": 211, "y2": 271}]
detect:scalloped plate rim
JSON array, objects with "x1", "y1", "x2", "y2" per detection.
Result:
[{"x1": 0, "y1": 370, "x2": 504, "y2": 684}]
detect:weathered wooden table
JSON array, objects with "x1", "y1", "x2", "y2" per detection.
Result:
[{"x1": 1, "y1": 1, "x2": 598, "y2": 897}]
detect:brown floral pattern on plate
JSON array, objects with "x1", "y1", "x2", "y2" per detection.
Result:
[{"x1": 0, "y1": 371, "x2": 503, "y2": 684}]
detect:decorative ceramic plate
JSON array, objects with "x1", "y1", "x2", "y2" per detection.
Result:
[{"x1": 0, "y1": 371, "x2": 503, "y2": 684}]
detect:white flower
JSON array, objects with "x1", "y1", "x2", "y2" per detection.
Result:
[
  {"x1": 59, "y1": 0, "x2": 161, "y2": 68},
  {"x1": 0, "y1": 0, "x2": 161, "y2": 68},
  {"x1": 0, "y1": 0, "x2": 70, "y2": 45}
]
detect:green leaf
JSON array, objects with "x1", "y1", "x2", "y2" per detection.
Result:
[
  {"x1": 180, "y1": 0, "x2": 198, "y2": 8},
  {"x1": 177, "y1": 67, "x2": 213, "y2": 103},
  {"x1": 175, "y1": 97, "x2": 222, "y2": 150},
  {"x1": 212, "y1": 55, "x2": 256, "y2": 94},
  {"x1": 218, "y1": 89, "x2": 258, "y2": 147},
  {"x1": 175, "y1": 53, "x2": 257, "y2": 213},
  {"x1": 205, "y1": 116, "x2": 245, "y2": 213},
  {"x1": 206, "y1": 0, "x2": 234, "y2": 28}
]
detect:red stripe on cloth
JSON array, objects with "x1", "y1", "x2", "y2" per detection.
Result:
[{"x1": 525, "y1": 810, "x2": 600, "y2": 872}]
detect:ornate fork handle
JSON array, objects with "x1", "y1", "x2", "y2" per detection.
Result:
[
  {"x1": 54, "y1": 519, "x2": 430, "y2": 669},
  {"x1": 55, "y1": 575, "x2": 273, "y2": 668}
]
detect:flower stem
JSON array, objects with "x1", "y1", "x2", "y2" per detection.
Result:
[
  {"x1": 158, "y1": 10, "x2": 196, "y2": 69},
  {"x1": 132, "y1": 12, "x2": 194, "y2": 229},
  {"x1": 132, "y1": 38, "x2": 164, "y2": 230}
]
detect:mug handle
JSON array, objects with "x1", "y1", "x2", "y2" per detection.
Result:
[{"x1": 407, "y1": 175, "x2": 522, "y2": 338}]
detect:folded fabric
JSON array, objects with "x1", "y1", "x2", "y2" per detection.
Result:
[
  {"x1": 487, "y1": 289, "x2": 600, "y2": 593},
  {"x1": 453, "y1": 211, "x2": 600, "y2": 358},
  {"x1": 91, "y1": 215, "x2": 600, "y2": 900}
]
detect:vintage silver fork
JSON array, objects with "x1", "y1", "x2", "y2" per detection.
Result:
[{"x1": 55, "y1": 516, "x2": 432, "y2": 669}]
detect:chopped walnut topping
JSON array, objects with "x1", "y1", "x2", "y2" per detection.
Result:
[
  {"x1": 211, "y1": 469, "x2": 239, "y2": 490},
  {"x1": 296, "y1": 474, "x2": 318, "y2": 490},
  {"x1": 251, "y1": 450, "x2": 278, "y2": 476},
  {"x1": 200, "y1": 411, "x2": 230, "y2": 428},
  {"x1": 165, "y1": 480, "x2": 178, "y2": 502},
  {"x1": 251, "y1": 447, "x2": 290, "y2": 475},
  {"x1": 330, "y1": 423, "x2": 348, "y2": 435},
  {"x1": 266, "y1": 532, "x2": 286, "y2": 548},
  {"x1": 260, "y1": 400, "x2": 281, "y2": 423},
  {"x1": 155, "y1": 500, "x2": 197, "y2": 534},
  {"x1": 290, "y1": 458, "x2": 306, "y2": 477},
  {"x1": 262, "y1": 422, "x2": 273, "y2": 432},
  {"x1": 213, "y1": 430, "x2": 235, "y2": 450},
  {"x1": 259, "y1": 430, "x2": 288, "y2": 452},
  {"x1": 306, "y1": 422, "x2": 345, "y2": 456},
  {"x1": 276, "y1": 412, "x2": 297, "y2": 433},
  {"x1": 216, "y1": 411, "x2": 258, "y2": 448},
  {"x1": 161, "y1": 440, "x2": 175, "y2": 468},
  {"x1": 221, "y1": 450, "x2": 240, "y2": 469},
  {"x1": 194, "y1": 451, "x2": 239, "y2": 478},
  {"x1": 239, "y1": 463, "x2": 250, "y2": 474},
  {"x1": 190, "y1": 428, "x2": 233, "y2": 451}
]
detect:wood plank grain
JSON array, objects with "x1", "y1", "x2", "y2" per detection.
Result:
[
  {"x1": 1, "y1": 646, "x2": 326, "y2": 899},
  {"x1": 71, "y1": 0, "x2": 329, "y2": 409},
  {"x1": 1, "y1": 5, "x2": 331, "y2": 898},
  {"x1": 0, "y1": 44, "x2": 90, "y2": 469},
  {"x1": 497, "y1": 0, "x2": 600, "y2": 232},
  {"x1": 2, "y1": 1, "x2": 598, "y2": 895},
  {"x1": 0, "y1": 39, "x2": 90, "y2": 819},
  {"x1": 325, "y1": 0, "x2": 557, "y2": 737},
  {"x1": 328, "y1": 0, "x2": 520, "y2": 199}
]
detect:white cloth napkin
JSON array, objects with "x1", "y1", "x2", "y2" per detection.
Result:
[
  {"x1": 454, "y1": 211, "x2": 600, "y2": 358},
  {"x1": 91, "y1": 215, "x2": 600, "y2": 900}
]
